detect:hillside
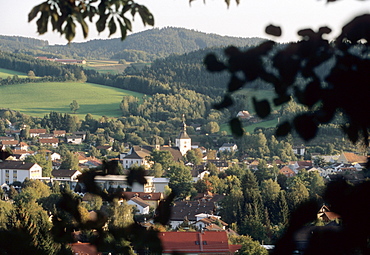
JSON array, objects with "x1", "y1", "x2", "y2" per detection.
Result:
[
  {"x1": 43, "y1": 27, "x2": 265, "y2": 60},
  {"x1": 0, "y1": 81, "x2": 145, "y2": 119}
]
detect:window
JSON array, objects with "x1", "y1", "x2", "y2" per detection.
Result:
[
  {"x1": 203, "y1": 241, "x2": 207, "y2": 245},
  {"x1": 195, "y1": 241, "x2": 200, "y2": 245}
]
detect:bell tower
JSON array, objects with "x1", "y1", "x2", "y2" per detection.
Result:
[{"x1": 175, "y1": 114, "x2": 191, "y2": 155}]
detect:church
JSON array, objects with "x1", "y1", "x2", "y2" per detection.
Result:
[{"x1": 121, "y1": 115, "x2": 191, "y2": 169}]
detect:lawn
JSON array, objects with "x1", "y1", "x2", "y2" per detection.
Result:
[
  {"x1": 0, "y1": 68, "x2": 28, "y2": 79},
  {"x1": 220, "y1": 118, "x2": 279, "y2": 135},
  {"x1": 85, "y1": 60, "x2": 127, "y2": 75},
  {"x1": 0, "y1": 81, "x2": 145, "y2": 119}
]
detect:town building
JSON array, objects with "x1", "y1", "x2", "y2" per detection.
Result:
[{"x1": 0, "y1": 161, "x2": 42, "y2": 184}]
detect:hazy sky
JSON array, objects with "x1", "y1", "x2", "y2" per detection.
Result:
[{"x1": 0, "y1": 0, "x2": 369, "y2": 45}]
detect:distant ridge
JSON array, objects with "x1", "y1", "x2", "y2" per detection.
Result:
[{"x1": 44, "y1": 27, "x2": 265, "y2": 60}]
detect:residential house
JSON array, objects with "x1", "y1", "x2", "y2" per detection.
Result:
[
  {"x1": 29, "y1": 129, "x2": 47, "y2": 137},
  {"x1": 0, "y1": 136, "x2": 14, "y2": 141},
  {"x1": 39, "y1": 133, "x2": 55, "y2": 139},
  {"x1": 10, "y1": 150, "x2": 35, "y2": 161},
  {"x1": 0, "y1": 140, "x2": 19, "y2": 149},
  {"x1": 39, "y1": 138, "x2": 59, "y2": 148},
  {"x1": 0, "y1": 161, "x2": 42, "y2": 184},
  {"x1": 66, "y1": 135, "x2": 83, "y2": 144},
  {"x1": 317, "y1": 205, "x2": 341, "y2": 223},
  {"x1": 293, "y1": 145, "x2": 306, "y2": 156},
  {"x1": 158, "y1": 231, "x2": 242, "y2": 254},
  {"x1": 218, "y1": 143, "x2": 238, "y2": 152},
  {"x1": 96, "y1": 145, "x2": 113, "y2": 152},
  {"x1": 53, "y1": 130, "x2": 66, "y2": 137},
  {"x1": 50, "y1": 152, "x2": 61, "y2": 161},
  {"x1": 52, "y1": 169, "x2": 81, "y2": 190},
  {"x1": 127, "y1": 196, "x2": 150, "y2": 214},
  {"x1": 73, "y1": 131, "x2": 87, "y2": 140},
  {"x1": 206, "y1": 160, "x2": 229, "y2": 172},
  {"x1": 169, "y1": 200, "x2": 216, "y2": 229},
  {"x1": 15, "y1": 142, "x2": 30, "y2": 151},
  {"x1": 194, "y1": 214, "x2": 228, "y2": 231},
  {"x1": 122, "y1": 145, "x2": 182, "y2": 170},
  {"x1": 122, "y1": 192, "x2": 163, "y2": 209},
  {"x1": 5, "y1": 130, "x2": 21, "y2": 137},
  {"x1": 236, "y1": 110, "x2": 252, "y2": 120},
  {"x1": 337, "y1": 152, "x2": 368, "y2": 165},
  {"x1": 93, "y1": 175, "x2": 155, "y2": 193},
  {"x1": 279, "y1": 166, "x2": 296, "y2": 177}
]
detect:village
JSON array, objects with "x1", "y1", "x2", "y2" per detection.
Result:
[{"x1": 0, "y1": 116, "x2": 368, "y2": 254}]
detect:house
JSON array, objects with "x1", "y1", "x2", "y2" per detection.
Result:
[
  {"x1": 207, "y1": 160, "x2": 229, "y2": 172},
  {"x1": 152, "y1": 177, "x2": 170, "y2": 193},
  {"x1": 70, "y1": 242, "x2": 101, "y2": 255},
  {"x1": 122, "y1": 191, "x2": 163, "y2": 209},
  {"x1": 10, "y1": 150, "x2": 35, "y2": 161},
  {"x1": 0, "y1": 136, "x2": 14, "y2": 141},
  {"x1": 218, "y1": 143, "x2": 238, "y2": 152},
  {"x1": 52, "y1": 169, "x2": 81, "y2": 182},
  {"x1": 66, "y1": 135, "x2": 83, "y2": 144},
  {"x1": 279, "y1": 166, "x2": 296, "y2": 177},
  {"x1": 194, "y1": 214, "x2": 228, "y2": 230},
  {"x1": 93, "y1": 175, "x2": 155, "y2": 193},
  {"x1": 127, "y1": 196, "x2": 150, "y2": 214},
  {"x1": 122, "y1": 145, "x2": 182, "y2": 170},
  {"x1": 236, "y1": 110, "x2": 252, "y2": 120},
  {"x1": 15, "y1": 142, "x2": 30, "y2": 151},
  {"x1": 73, "y1": 131, "x2": 87, "y2": 140},
  {"x1": 293, "y1": 145, "x2": 306, "y2": 156},
  {"x1": 50, "y1": 152, "x2": 61, "y2": 161},
  {"x1": 0, "y1": 161, "x2": 42, "y2": 184},
  {"x1": 158, "y1": 231, "x2": 242, "y2": 254},
  {"x1": 0, "y1": 140, "x2": 19, "y2": 148},
  {"x1": 317, "y1": 205, "x2": 341, "y2": 223},
  {"x1": 53, "y1": 130, "x2": 66, "y2": 137},
  {"x1": 5, "y1": 130, "x2": 21, "y2": 137},
  {"x1": 39, "y1": 138, "x2": 59, "y2": 148},
  {"x1": 337, "y1": 152, "x2": 368, "y2": 165},
  {"x1": 170, "y1": 200, "x2": 216, "y2": 229},
  {"x1": 96, "y1": 145, "x2": 112, "y2": 152},
  {"x1": 39, "y1": 133, "x2": 55, "y2": 139},
  {"x1": 29, "y1": 129, "x2": 47, "y2": 137}
]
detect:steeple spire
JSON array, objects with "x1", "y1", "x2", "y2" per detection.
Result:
[{"x1": 182, "y1": 114, "x2": 187, "y2": 132}]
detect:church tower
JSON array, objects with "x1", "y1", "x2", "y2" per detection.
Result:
[{"x1": 175, "y1": 114, "x2": 191, "y2": 156}]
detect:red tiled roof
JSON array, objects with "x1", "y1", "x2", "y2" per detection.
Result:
[
  {"x1": 29, "y1": 129, "x2": 46, "y2": 134},
  {"x1": 39, "y1": 138, "x2": 59, "y2": 144},
  {"x1": 159, "y1": 231, "x2": 233, "y2": 254},
  {"x1": 122, "y1": 192, "x2": 163, "y2": 201},
  {"x1": 1, "y1": 140, "x2": 18, "y2": 145},
  {"x1": 70, "y1": 242, "x2": 101, "y2": 255},
  {"x1": 343, "y1": 152, "x2": 367, "y2": 164}
]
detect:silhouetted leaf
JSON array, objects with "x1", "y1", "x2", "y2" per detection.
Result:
[
  {"x1": 273, "y1": 94, "x2": 291, "y2": 106},
  {"x1": 204, "y1": 54, "x2": 227, "y2": 72},
  {"x1": 265, "y1": 24, "x2": 282, "y2": 37},
  {"x1": 154, "y1": 192, "x2": 176, "y2": 225},
  {"x1": 127, "y1": 166, "x2": 147, "y2": 186},
  {"x1": 253, "y1": 97, "x2": 271, "y2": 118},
  {"x1": 228, "y1": 74, "x2": 245, "y2": 92},
  {"x1": 276, "y1": 121, "x2": 291, "y2": 137},
  {"x1": 213, "y1": 95, "x2": 233, "y2": 110},
  {"x1": 229, "y1": 117, "x2": 244, "y2": 137},
  {"x1": 108, "y1": 17, "x2": 117, "y2": 36},
  {"x1": 293, "y1": 114, "x2": 318, "y2": 141}
]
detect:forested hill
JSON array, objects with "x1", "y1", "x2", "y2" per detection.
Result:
[
  {"x1": 0, "y1": 35, "x2": 48, "y2": 52},
  {"x1": 45, "y1": 27, "x2": 265, "y2": 60}
]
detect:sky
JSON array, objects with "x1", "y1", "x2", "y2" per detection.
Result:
[{"x1": 0, "y1": 0, "x2": 369, "y2": 45}]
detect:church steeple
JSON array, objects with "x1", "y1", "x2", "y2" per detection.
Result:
[{"x1": 176, "y1": 114, "x2": 191, "y2": 155}]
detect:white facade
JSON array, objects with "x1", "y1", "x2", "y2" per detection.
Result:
[{"x1": 0, "y1": 163, "x2": 42, "y2": 185}]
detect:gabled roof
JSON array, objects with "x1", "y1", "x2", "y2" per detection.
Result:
[
  {"x1": 342, "y1": 152, "x2": 367, "y2": 164},
  {"x1": 52, "y1": 169, "x2": 81, "y2": 178},
  {"x1": 1, "y1": 140, "x2": 18, "y2": 145},
  {"x1": 39, "y1": 138, "x2": 59, "y2": 144},
  {"x1": 171, "y1": 201, "x2": 216, "y2": 221},
  {"x1": 29, "y1": 129, "x2": 46, "y2": 134},
  {"x1": 122, "y1": 192, "x2": 162, "y2": 201},
  {"x1": 129, "y1": 197, "x2": 150, "y2": 208},
  {"x1": 53, "y1": 130, "x2": 66, "y2": 135},
  {"x1": 159, "y1": 231, "x2": 233, "y2": 254},
  {"x1": 204, "y1": 223, "x2": 225, "y2": 231},
  {"x1": 279, "y1": 166, "x2": 296, "y2": 176},
  {"x1": 0, "y1": 161, "x2": 38, "y2": 170}
]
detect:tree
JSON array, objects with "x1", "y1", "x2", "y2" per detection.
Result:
[
  {"x1": 69, "y1": 100, "x2": 80, "y2": 114},
  {"x1": 148, "y1": 150, "x2": 174, "y2": 171},
  {"x1": 25, "y1": 153, "x2": 53, "y2": 177},
  {"x1": 229, "y1": 235, "x2": 268, "y2": 255},
  {"x1": 60, "y1": 151, "x2": 79, "y2": 170},
  {"x1": 27, "y1": 70, "x2": 36, "y2": 78},
  {"x1": 204, "y1": 121, "x2": 220, "y2": 134},
  {"x1": 166, "y1": 162, "x2": 193, "y2": 199}
]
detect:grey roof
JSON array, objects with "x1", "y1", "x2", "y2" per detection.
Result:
[
  {"x1": 0, "y1": 161, "x2": 36, "y2": 170},
  {"x1": 178, "y1": 131, "x2": 190, "y2": 139},
  {"x1": 171, "y1": 201, "x2": 216, "y2": 221},
  {"x1": 52, "y1": 169, "x2": 79, "y2": 178}
]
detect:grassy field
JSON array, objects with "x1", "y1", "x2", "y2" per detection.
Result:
[
  {"x1": 220, "y1": 118, "x2": 279, "y2": 135},
  {"x1": 85, "y1": 60, "x2": 128, "y2": 75},
  {"x1": 0, "y1": 68, "x2": 28, "y2": 79},
  {"x1": 0, "y1": 82, "x2": 145, "y2": 119}
]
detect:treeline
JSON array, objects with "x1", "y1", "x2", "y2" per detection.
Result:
[{"x1": 0, "y1": 51, "x2": 96, "y2": 81}]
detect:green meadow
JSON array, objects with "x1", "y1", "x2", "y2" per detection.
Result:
[
  {"x1": 0, "y1": 82, "x2": 145, "y2": 119},
  {"x1": 220, "y1": 119, "x2": 279, "y2": 135},
  {"x1": 0, "y1": 68, "x2": 28, "y2": 79}
]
